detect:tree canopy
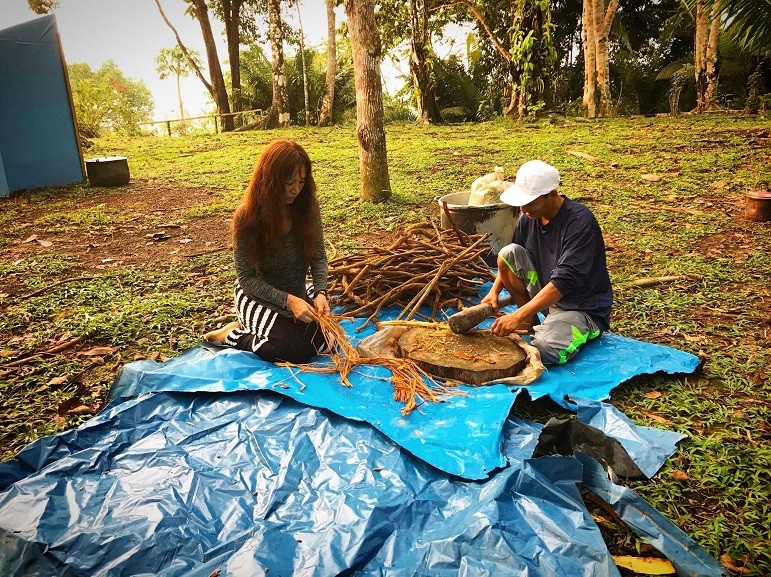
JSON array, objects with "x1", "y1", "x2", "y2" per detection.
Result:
[{"x1": 68, "y1": 60, "x2": 154, "y2": 137}]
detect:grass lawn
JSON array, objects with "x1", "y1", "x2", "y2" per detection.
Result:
[{"x1": 1, "y1": 114, "x2": 769, "y2": 575}]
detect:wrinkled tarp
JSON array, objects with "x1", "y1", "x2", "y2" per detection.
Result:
[
  {"x1": 110, "y1": 309, "x2": 699, "y2": 481},
  {"x1": 0, "y1": 301, "x2": 722, "y2": 576},
  {"x1": 0, "y1": 393, "x2": 724, "y2": 577}
]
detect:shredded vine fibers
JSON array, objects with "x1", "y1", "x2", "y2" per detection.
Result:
[{"x1": 277, "y1": 314, "x2": 461, "y2": 416}]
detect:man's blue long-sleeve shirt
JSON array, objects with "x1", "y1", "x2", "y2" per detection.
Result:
[{"x1": 514, "y1": 197, "x2": 613, "y2": 330}]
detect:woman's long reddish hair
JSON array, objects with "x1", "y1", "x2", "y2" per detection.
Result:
[{"x1": 232, "y1": 139, "x2": 319, "y2": 268}]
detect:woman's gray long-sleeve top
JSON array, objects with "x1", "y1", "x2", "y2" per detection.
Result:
[{"x1": 234, "y1": 218, "x2": 328, "y2": 318}]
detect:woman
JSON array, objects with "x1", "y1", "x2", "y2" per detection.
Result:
[{"x1": 204, "y1": 139, "x2": 330, "y2": 363}]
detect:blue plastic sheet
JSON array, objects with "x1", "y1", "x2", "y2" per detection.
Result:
[
  {"x1": 110, "y1": 309, "x2": 699, "y2": 480},
  {"x1": 0, "y1": 300, "x2": 716, "y2": 576},
  {"x1": 578, "y1": 453, "x2": 726, "y2": 576},
  {"x1": 566, "y1": 397, "x2": 686, "y2": 479},
  {"x1": 0, "y1": 393, "x2": 722, "y2": 577}
]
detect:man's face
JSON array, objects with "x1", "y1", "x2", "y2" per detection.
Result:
[{"x1": 519, "y1": 194, "x2": 550, "y2": 220}]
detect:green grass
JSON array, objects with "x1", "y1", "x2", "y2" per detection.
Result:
[{"x1": 1, "y1": 113, "x2": 770, "y2": 574}]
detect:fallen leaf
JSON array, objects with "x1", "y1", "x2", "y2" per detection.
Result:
[
  {"x1": 683, "y1": 333, "x2": 708, "y2": 343},
  {"x1": 644, "y1": 390, "x2": 662, "y2": 399},
  {"x1": 671, "y1": 469, "x2": 689, "y2": 482},
  {"x1": 146, "y1": 232, "x2": 171, "y2": 241},
  {"x1": 567, "y1": 150, "x2": 601, "y2": 162},
  {"x1": 48, "y1": 376, "x2": 68, "y2": 386},
  {"x1": 67, "y1": 405, "x2": 94, "y2": 416},
  {"x1": 641, "y1": 173, "x2": 662, "y2": 182},
  {"x1": 21, "y1": 234, "x2": 52, "y2": 247},
  {"x1": 612, "y1": 555, "x2": 675, "y2": 574},
  {"x1": 643, "y1": 412, "x2": 673, "y2": 426},
  {"x1": 711, "y1": 180, "x2": 728, "y2": 189},
  {"x1": 719, "y1": 553, "x2": 751, "y2": 575},
  {"x1": 81, "y1": 346, "x2": 117, "y2": 356},
  {"x1": 209, "y1": 570, "x2": 221, "y2": 577}
]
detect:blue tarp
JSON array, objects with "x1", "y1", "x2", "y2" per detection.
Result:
[
  {"x1": 0, "y1": 305, "x2": 724, "y2": 576},
  {"x1": 110, "y1": 308, "x2": 699, "y2": 481}
]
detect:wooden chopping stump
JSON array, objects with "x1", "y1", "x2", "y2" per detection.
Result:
[{"x1": 397, "y1": 327, "x2": 527, "y2": 385}]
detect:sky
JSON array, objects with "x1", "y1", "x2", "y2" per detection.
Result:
[{"x1": 0, "y1": 0, "x2": 346, "y2": 121}]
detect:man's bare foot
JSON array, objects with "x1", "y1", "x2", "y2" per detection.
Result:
[{"x1": 203, "y1": 320, "x2": 241, "y2": 344}]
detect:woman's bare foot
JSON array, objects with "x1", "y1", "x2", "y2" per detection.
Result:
[{"x1": 203, "y1": 320, "x2": 242, "y2": 344}]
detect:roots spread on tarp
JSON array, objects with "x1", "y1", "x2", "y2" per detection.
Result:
[{"x1": 278, "y1": 315, "x2": 464, "y2": 416}]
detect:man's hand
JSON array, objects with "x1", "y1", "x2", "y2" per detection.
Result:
[
  {"x1": 490, "y1": 311, "x2": 532, "y2": 337},
  {"x1": 287, "y1": 294, "x2": 319, "y2": 323},
  {"x1": 480, "y1": 290, "x2": 500, "y2": 313}
]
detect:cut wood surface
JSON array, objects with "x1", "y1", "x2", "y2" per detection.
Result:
[{"x1": 397, "y1": 327, "x2": 527, "y2": 385}]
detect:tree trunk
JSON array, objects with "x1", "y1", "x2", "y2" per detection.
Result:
[
  {"x1": 408, "y1": 0, "x2": 443, "y2": 124},
  {"x1": 176, "y1": 73, "x2": 184, "y2": 120},
  {"x1": 581, "y1": 0, "x2": 618, "y2": 118},
  {"x1": 506, "y1": 0, "x2": 549, "y2": 119},
  {"x1": 266, "y1": 0, "x2": 290, "y2": 128},
  {"x1": 344, "y1": 0, "x2": 391, "y2": 202},
  {"x1": 222, "y1": 0, "x2": 243, "y2": 116},
  {"x1": 188, "y1": 0, "x2": 233, "y2": 131},
  {"x1": 318, "y1": 0, "x2": 336, "y2": 127},
  {"x1": 295, "y1": 2, "x2": 310, "y2": 126},
  {"x1": 694, "y1": 0, "x2": 709, "y2": 113},
  {"x1": 582, "y1": 0, "x2": 597, "y2": 117},
  {"x1": 704, "y1": 0, "x2": 722, "y2": 110},
  {"x1": 593, "y1": 0, "x2": 611, "y2": 116}
]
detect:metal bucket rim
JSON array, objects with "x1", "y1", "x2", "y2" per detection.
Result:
[{"x1": 436, "y1": 191, "x2": 512, "y2": 211}]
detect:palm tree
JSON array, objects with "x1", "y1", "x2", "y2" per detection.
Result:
[
  {"x1": 721, "y1": 0, "x2": 771, "y2": 51},
  {"x1": 155, "y1": 46, "x2": 203, "y2": 121}
]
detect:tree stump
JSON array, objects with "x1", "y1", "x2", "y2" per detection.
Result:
[{"x1": 397, "y1": 327, "x2": 527, "y2": 385}]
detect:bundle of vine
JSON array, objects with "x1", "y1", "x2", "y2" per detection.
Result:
[
  {"x1": 278, "y1": 315, "x2": 463, "y2": 416},
  {"x1": 327, "y1": 222, "x2": 495, "y2": 330}
]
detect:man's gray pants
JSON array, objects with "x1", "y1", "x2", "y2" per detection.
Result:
[{"x1": 498, "y1": 243, "x2": 602, "y2": 365}]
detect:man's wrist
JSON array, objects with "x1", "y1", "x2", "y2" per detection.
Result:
[{"x1": 314, "y1": 289, "x2": 328, "y2": 298}]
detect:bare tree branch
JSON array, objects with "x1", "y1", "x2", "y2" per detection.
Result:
[
  {"x1": 153, "y1": 0, "x2": 214, "y2": 97},
  {"x1": 437, "y1": 0, "x2": 510, "y2": 62}
]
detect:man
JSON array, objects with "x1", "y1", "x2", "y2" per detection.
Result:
[{"x1": 481, "y1": 160, "x2": 613, "y2": 365}]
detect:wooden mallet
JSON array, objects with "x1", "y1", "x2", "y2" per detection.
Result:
[{"x1": 448, "y1": 295, "x2": 513, "y2": 334}]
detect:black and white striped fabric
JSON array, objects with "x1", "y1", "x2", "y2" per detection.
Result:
[{"x1": 224, "y1": 281, "x2": 327, "y2": 364}]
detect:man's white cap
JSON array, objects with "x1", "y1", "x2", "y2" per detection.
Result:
[{"x1": 499, "y1": 160, "x2": 560, "y2": 207}]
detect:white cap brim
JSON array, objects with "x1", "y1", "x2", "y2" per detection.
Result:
[{"x1": 499, "y1": 183, "x2": 544, "y2": 207}]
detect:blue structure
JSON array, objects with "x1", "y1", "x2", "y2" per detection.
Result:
[{"x1": 0, "y1": 14, "x2": 84, "y2": 197}]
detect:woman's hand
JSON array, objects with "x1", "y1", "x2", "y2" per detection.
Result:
[
  {"x1": 313, "y1": 292, "x2": 330, "y2": 316},
  {"x1": 286, "y1": 294, "x2": 318, "y2": 323}
]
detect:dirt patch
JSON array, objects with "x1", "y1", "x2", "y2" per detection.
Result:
[
  {"x1": 0, "y1": 178, "x2": 404, "y2": 296},
  {"x1": 695, "y1": 229, "x2": 757, "y2": 261},
  {"x1": 1, "y1": 180, "x2": 231, "y2": 295}
]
